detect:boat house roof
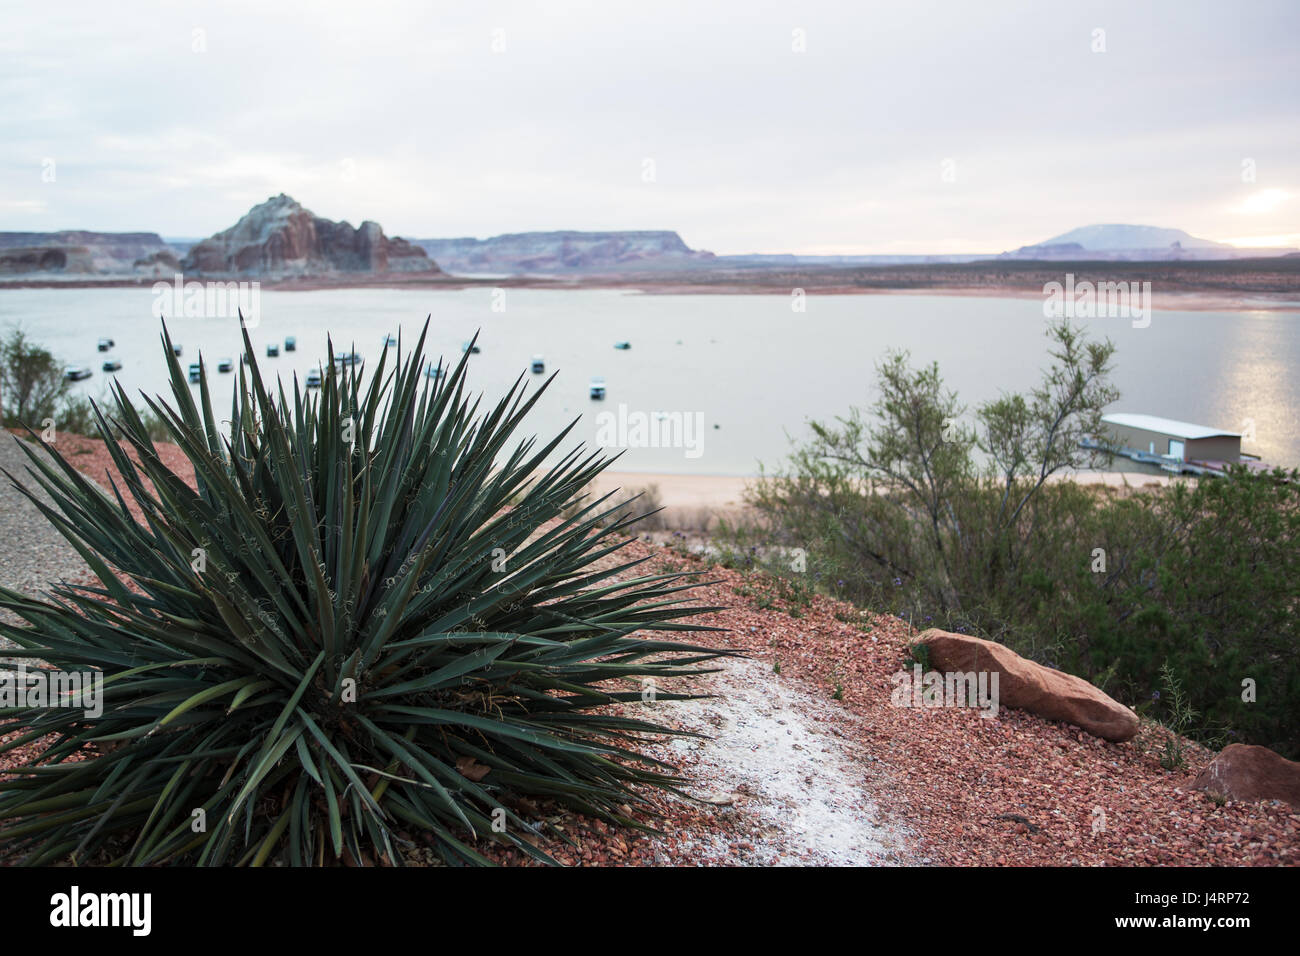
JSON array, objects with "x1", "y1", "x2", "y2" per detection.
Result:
[{"x1": 1101, "y1": 413, "x2": 1240, "y2": 440}]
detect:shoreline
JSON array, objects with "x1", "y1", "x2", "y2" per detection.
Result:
[
  {"x1": 595, "y1": 469, "x2": 1178, "y2": 521},
  {"x1": 2, "y1": 271, "x2": 1298, "y2": 313}
]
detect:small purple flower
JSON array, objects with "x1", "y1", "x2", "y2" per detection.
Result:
[
  {"x1": 893, "y1": 577, "x2": 902, "y2": 587},
  {"x1": 1152, "y1": 690, "x2": 1161, "y2": 700}
]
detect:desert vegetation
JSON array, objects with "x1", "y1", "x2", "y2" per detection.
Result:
[
  {"x1": 720, "y1": 319, "x2": 1300, "y2": 758},
  {"x1": 0, "y1": 322, "x2": 729, "y2": 865}
]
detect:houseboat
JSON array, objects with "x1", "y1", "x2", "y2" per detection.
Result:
[
  {"x1": 589, "y1": 377, "x2": 607, "y2": 400},
  {"x1": 1083, "y1": 413, "x2": 1268, "y2": 477},
  {"x1": 101, "y1": 359, "x2": 122, "y2": 372},
  {"x1": 531, "y1": 355, "x2": 545, "y2": 374}
]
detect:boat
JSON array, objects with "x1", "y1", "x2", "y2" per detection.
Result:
[
  {"x1": 1081, "y1": 413, "x2": 1274, "y2": 479},
  {"x1": 217, "y1": 358, "x2": 234, "y2": 373},
  {"x1": 266, "y1": 344, "x2": 280, "y2": 358},
  {"x1": 383, "y1": 334, "x2": 398, "y2": 347},
  {"x1": 101, "y1": 359, "x2": 122, "y2": 372},
  {"x1": 188, "y1": 363, "x2": 202, "y2": 383},
  {"x1": 284, "y1": 337, "x2": 296, "y2": 352},
  {"x1": 332, "y1": 351, "x2": 361, "y2": 367},
  {"x1": 305, "y1": 368, "x2": 322, "y2": 388},
  {"x1": 97, "y1": 338, "x2": 114, "y2": 352},
  {"x1": 64, "y1": 366, "x2": 92, "y2": 382},
  {"x1": 172, "y1": 344, "x2": 182, "y2": 356},
  {"x1": 425, "y1": 362, "x2": 445, "y2": 380},
  {"x1": 531, "y1": 355, "x2": 545, "y2": 374},
  {"x1": 613, "y1": 341, "x2": 631, "y2": 350},
  {"x1": 589, "y1": 377, "x2": 606, "y2": 400},
  {"x1": 462, "y1": 341, "x2": 481, "y2": 354}
]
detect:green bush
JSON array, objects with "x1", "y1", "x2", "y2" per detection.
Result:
[
  {"x1": 55, "y1": 392, "x2": 98, "y2": 436},
  {"x1": 0, "y1": 325, "x2": 68, "y2": 429},
  {"x1": 0, "y1": 321, "x2": 730, "y2": 866}
]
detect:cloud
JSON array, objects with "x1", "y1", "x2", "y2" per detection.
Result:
[
  {"x1": 1233, "y1": 189, "x2": 1292, "y2": 215},
  {"x1": 1, "y1": 0, "x2": 1297, "y2": 252}
]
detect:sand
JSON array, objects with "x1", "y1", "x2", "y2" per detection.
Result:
[{"x1": 594, "y1": 469, "x2": 1176, "y2": 521}]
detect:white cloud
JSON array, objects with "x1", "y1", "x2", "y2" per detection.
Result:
[{"x1": 1, "y1": 0, "x2": 1297, "y2": 252}]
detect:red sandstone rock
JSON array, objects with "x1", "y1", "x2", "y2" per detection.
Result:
[
  {"x1": 1192, "y1": 744, "x2": 1300, "y2": 808},
  {"x1": 914, "y1": 629, "x2": 1139, "y2": 742}
]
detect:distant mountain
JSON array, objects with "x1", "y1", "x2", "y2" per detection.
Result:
[
  {"x1": 412, "y1": 231, "x2": 713, "y2": 275},
  {"x1": 997, "y1": 224, "x2": 1278, "y2": 261},
  {"x1": 0, "y1": 231, "x2": 177, "y2": 276},
  {"x1": 1037, "y1": 224, "x2": 1231, "y2": 251},
  {"x1": 182, "y1": 194, "x2": 439, "y2": 277}
]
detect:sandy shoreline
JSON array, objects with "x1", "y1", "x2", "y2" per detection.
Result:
[{"x1": 595, "y1": 469, "x2": 1176, "y2": 520}]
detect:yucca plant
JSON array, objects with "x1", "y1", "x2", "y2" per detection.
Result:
[{"x1": 0, "y1": 319, "x2": 730, "y2": 866}]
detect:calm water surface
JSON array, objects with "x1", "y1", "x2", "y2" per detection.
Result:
[{"x1": 1, "y1": 288, "x2": 1296, "y2": 474}]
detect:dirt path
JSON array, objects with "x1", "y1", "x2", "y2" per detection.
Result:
[{"x1": 647, "y1": 656, "x2": 912, "y2": 865}]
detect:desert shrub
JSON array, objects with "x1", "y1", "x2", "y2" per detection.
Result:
[
  {"x1": 735, "y1": 317, "x2": 1300, "y2": 755},
  {"x1": 0, "y1": 321, "x2": 730, "y2": 866},
  {"x1": 0, "y1": 325, "x2": 68, "y2": 428},
  {"x1": 55, "y1": 392, "x2": 98, "y2": 436},
  {"x1": 562, "y1": 482, "x2": 666, "y2": 531}
]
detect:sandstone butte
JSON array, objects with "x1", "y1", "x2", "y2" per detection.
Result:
[
  {"x1": 915, "y1": 628, "x2": 1140, "y2": 743},
  {"x1": 181, "y1": 193, "x2": 440, "y2": 278}
]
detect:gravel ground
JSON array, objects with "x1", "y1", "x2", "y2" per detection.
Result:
[{"x1": 0, "y1": 432, "x2": 94, "y2": 649}]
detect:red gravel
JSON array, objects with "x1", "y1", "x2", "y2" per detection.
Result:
[{"x1": 21, "y1": 434, "x2": 1297, "y2": 866}]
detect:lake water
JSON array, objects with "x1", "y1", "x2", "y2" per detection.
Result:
[{"x1": 1, "y1": 287, "x2": 1297, "y2": 474}]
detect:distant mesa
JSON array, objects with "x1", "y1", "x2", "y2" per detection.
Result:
[
  {"x1": 1001, "y1": 223, "x2": 1273, "y2": 261},
  {"x1": 413, "y1": 230, "x2": 714, "y2": 276},
  {"x1": 1041, "y1": 224, "x2": 1231, "y2": 251},
  {"x1": 0, "y1": 231, "x2": 175, "y2": 277},
  {"x1": 181, "y1": 194, "x2": 440, "y2": 278}
]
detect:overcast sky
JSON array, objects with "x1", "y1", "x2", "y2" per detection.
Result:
[{"x1": 2, "y1": 0, "x2": 1297, "y2": 254}]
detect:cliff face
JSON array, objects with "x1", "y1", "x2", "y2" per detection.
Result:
[
  {"x1": 0, "y1": 231, "x2": 173, "y2": 275},
  {"x1": 181, "y1": 194, "x2": 440, "y2": 277},
  {"x1": 414, "y1": 230, "x2": 713, "y2": 275}
]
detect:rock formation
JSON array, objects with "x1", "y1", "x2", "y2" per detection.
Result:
[
  {"x1": 0, "y1": 231, "x2": 173, "y2": 275},
  {"x1": 1192, "y1": 744, "x2": 1300, "y2": 808},
  {"x1": 181, "y1": 194, "x2": 439, "y2": 277},
  {"x1": 414, "y1": 230, "x2": 713, "y2": 275},
  {"x1": 914, "y1": 629, "x2": 1140, "y2": 742}
]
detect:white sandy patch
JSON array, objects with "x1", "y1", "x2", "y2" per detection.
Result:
[{"x1": 649, "y1": 656, "x2": 914, "y2": 866}]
